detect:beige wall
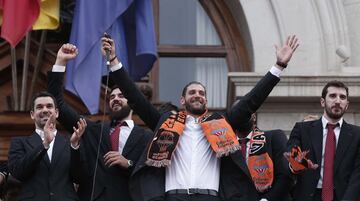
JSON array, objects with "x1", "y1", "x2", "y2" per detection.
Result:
[{"x1": 227, "y1": 0, "x2": 360, "y2": 131}]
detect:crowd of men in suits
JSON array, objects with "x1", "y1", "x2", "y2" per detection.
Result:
[{"x1": 1, "y1": 35, "x2": 360, "y2": 201}]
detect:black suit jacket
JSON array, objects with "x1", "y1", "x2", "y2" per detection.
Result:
[
  {"x1": 287, "y1": 119, "x2": 360, "y2": 201},
  {"x1": 47, "y1": 72, "x2": 152, "y2": 201},
  {"x1": 220, "y1": 130, "x2": 293, "y2": 201},
  {"x1": 8, "y1": 132, "x2": 82, "y2": 201},
  {"x1": 110, "y1": 67, "x2": 280, "y2": 201}
]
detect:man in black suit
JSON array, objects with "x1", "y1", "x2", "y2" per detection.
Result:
[
  {"x1": 47, "y1": 44, "x2": 152, "y2": 201},
  {"x1": 220, "y1": 113, "x2": 293, "y2": 201},
  {"x1": 287, "y1": 80, "x2": 360, "y2": 201},
  {"x1": 7, "y1": 91, "x2": 87, "y2": 201},
  {"x1": 101, "y1": 35, "x2": 299, "y2": 201}
]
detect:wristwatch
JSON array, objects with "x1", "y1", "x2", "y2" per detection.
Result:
[{"x1": 127, "y1": 160, "x2": 134, "y2": 168}]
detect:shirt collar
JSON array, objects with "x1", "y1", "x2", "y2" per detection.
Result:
[
  {"x1": 186, "y1": 115, "x2": 199, "y2": 123},
  {"x1": 35, "y1": 128, "x2": 57, "y2": 140},
  {"x1": 321, "y1": 116, "x2": 343, "y2": 129},
  {"x1": 122, "y1": 119, "x2": 134, "y2": 129}
]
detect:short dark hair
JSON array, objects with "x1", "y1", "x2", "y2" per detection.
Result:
[
  {"x1": 109, "y1": 84, "x2": 120, "y2": 95},
  {"x1": 321, "y1": 80, "x2": 349, "y2": 99},
  {"x1": 31, "y1": 91, "x2": 58, "y2": 111},
  {"x1": 181, "y1": 81, "x2": 206, "y2": 97}
]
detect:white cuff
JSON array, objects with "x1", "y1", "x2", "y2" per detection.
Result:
[
  {"x1": 269, "y1": 65, "x2": 283, "y2": 78},
  {"x1": 110, "y1": 63, "x2": 123, "y2": 72},
  {"x1": 71, "y1": 143, "x2": 80, "y2": 150},
  {"x1": 259, "y1": 199, "x2": 268, "y2": 201},
  {"x1": 52, "y1": 65, "x2": 66, "y2": 72}
]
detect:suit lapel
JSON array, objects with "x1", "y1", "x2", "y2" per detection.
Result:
[
  {"x1": 334, "y1": 122, "x2": 353, "y2": 172},
  {"x1": 51, "y1": 134, "x2": 67, "y2": 167},
  {"x1": 27, "y1": 133, "x2": 51, "y2": 167},
  {"x1": 310, "y1": 120, "x2": 323, "y2": 165},
  {"x1": 27, "y1": 132, "x2": 42, "y2": 148},
  {"x1": 230, "y1": 151, "x2": 251, "y2": 179},
  {"x1": 122, "y1": 125, "x2": 142, "y2": 156},
  {"x1": 103, "y1": 123, "x2": 112, "y2": 151}
]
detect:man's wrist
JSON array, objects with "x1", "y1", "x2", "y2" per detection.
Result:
[
  {"x1": 127, "y1": 159, "x2": 134, "y2": 168},
  {"x1": 110, "y1": 57, "x2": 120, "y2": 67},
  {"x1": 54, "y1": 59, "x2": 67, "y2": 66},
  {"x1": 70, "y1": 142, "x2": 80, "y2": 150},
  {"x1": 276, "y1": 60, "x2": 287, "y2": 68}
]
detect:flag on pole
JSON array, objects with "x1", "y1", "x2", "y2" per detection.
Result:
[
  {"x1": 0, "y1": 0, "x2": 40, "y2": 47},
  {"x1": 33, "y1": 0, "x2": 60, "y2": 30},
  {"x1": 65, "y1": 0, "x2": 157, "y2": 114}
]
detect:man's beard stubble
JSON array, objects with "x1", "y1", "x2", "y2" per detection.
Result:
[
  {"x1": 325, "y1": 104, "x2": 345, "y2": 120},
  {"x1": 184, "y1": 101, "x2": 206, "y2": 116},
  {"x1": 109, "y1": 105, "x2": 131, "y2": 125}
]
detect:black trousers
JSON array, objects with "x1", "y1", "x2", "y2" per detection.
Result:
[{"x1": 165, "y1": 194, "x2": 221, "y2": 201}]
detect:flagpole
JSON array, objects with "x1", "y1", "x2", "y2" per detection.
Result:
[
  {"x1": 27, "y1": 30, "x2": 47, "y2": 110},
  {"x1": 20, "y1": 32, "x2": 31, "y2": 111},
  {"x1": 11, "y1": 47, "x2": 19, "y2": 111}
]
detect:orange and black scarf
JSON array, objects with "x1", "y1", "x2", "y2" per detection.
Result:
[
  {"x1": 247, "y1": 129, "x2": 274, "y2": 192},
  {"x1": 146, "y1": 110, "x2": 240, "y2": 167}
]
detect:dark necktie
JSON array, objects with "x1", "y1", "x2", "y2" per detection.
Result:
[
  {"x1": 240, "y1": 138, "x2": 250, "y2": 159},
  {"x1": 110, "y1": 121, "x2": 127, "y2": 151},
  {"x1": 322, "y1": 123, "x2": 338, "y2": 201}
]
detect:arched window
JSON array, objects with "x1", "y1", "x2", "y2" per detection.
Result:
[{"x1": 150, "y1": 0, "x2": 250, "y2": 108}]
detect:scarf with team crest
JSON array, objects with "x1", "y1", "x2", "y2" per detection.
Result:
[
  {"x1": 146, "y1": 110, "x2": 240, "y2": 167},
  {"x1": 247, "y1": 129, "x2": 274, "y2": 192}
]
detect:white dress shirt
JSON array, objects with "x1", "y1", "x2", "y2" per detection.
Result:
[
  {"x1": 317, "y1": 116, "x2": 343, "y2": 188},
  {"x1": 36, "y1": 128, "x2": 57, "y2": 162},
  {"x1": 165, "y1": 115, "x2": 220, "y2": 192}
]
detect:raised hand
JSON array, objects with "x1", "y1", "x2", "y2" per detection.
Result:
[
  {"x1": 70, "y1": 118, "x2": 87, "y2": 148},
  {"x1": 43, "y1": 113, "x2": 56, "y2": 148},
  {"x1": 104, "y1": 151, "x2": 129, "y2": 169},
  {"x1": 55, "y1": 43, "x2": 79, "y2": 66},
  {"x1": 101, "y1": 33, "x2": 117, "y2": 63},
  {"x1": 284, "y1": 146, "x2": 318, "y2": 174},
  {"x1": 274, "y1": 35, "x2": 300, "y2": 68}
]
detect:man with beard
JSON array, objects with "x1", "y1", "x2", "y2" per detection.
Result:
[
  {"x1": 47, "y1": 44, "x2": 152, "y2": 201},
  {"x1": 101, "y1": 35, "x2": 299, "y2": 201},
  {"x1": 286, "y1": 80, "x2": 360, "y2": 201},
  {"x1": 7, "y1": 92, "x2": 87, "y2": 201}
]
